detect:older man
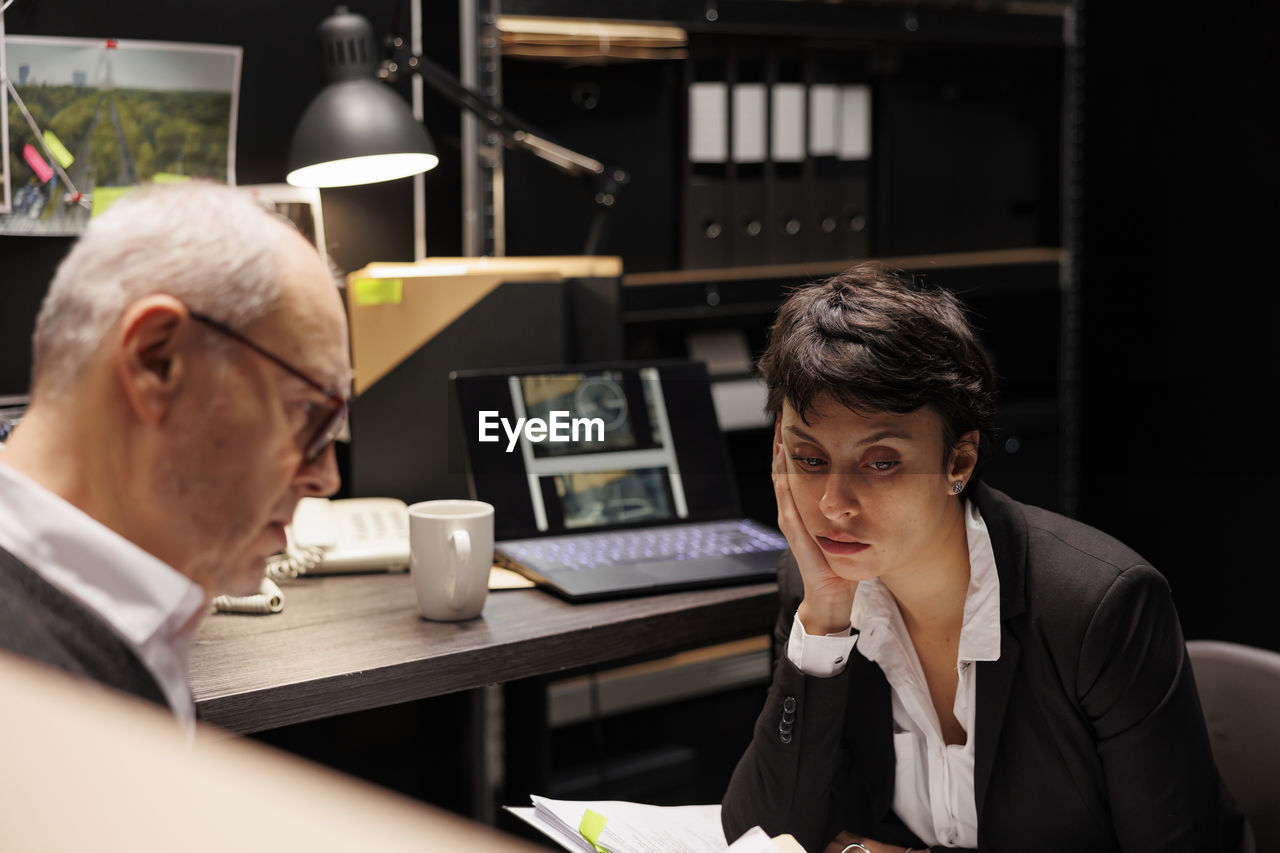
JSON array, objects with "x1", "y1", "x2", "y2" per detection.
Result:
[{"x1": 0, "y1": 181, "x2": 351, "y2": 728}]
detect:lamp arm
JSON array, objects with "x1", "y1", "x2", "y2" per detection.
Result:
[
  {"x1": 397, "y1": 52, "x2": 611, "y2": 180},
  {"x1": 382, "y1": 44, "x2": 628, "y2": 253}
]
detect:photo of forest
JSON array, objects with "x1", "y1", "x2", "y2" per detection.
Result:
[{"x1": 2, "y1": 37, "x2": 240, "y2": 235}]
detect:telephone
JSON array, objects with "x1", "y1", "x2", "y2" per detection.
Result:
[{"x1": 267, "y1": 497, "x2": 410, "y2": 580}]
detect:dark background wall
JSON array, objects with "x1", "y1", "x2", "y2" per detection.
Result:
[
  {"x1": 2, "y1": 0, "x2": 1278, "y2": 655},
  {"x1": 1078, "y1": 1, "x2": 1280, "y2": 650}
]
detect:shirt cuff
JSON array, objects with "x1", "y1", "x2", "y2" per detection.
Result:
[{"x1": 786, "y1": 611, "x2": 857, "y2": 677}]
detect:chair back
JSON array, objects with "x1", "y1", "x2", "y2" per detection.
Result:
[{"x1": 1187, "y1": 639, "x2": 1280, "y2": 851}]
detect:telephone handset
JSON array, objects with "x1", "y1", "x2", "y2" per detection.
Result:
[{"x1": 267, "y1": 497, "x2": 410, "y2": 579}]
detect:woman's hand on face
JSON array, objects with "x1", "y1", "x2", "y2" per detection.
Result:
[{"x1": 774, "y1": 419, "x2": 857, "y2": 634}]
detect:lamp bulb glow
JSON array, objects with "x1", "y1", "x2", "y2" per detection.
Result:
[{"x1": 285, "y1": 152, "x2": 439, "y2": 188}]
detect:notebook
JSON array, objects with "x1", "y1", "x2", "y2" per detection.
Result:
[{"x1": 451, "y1": 361, "x2": 785, "y2": 600}]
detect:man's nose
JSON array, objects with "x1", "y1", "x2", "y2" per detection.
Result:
[
  {"x1": 296, "y1": 442, "x2": 341, "y2": 498},
  {"x1": 819, "y1": 472, "x2": 862, "y2": 519}
]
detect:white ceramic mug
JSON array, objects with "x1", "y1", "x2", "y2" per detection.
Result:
[{"x1": 407, "y1": 500, "x2": 494, "y2": 621}]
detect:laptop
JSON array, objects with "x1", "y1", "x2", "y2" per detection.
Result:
[{"x1": 451, "y1": 361, "x2": 786, "y2": 600}]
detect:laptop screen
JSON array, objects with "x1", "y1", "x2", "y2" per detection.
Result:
[{"x1": 452, "y1": 361, "x2": 743, "y2": 540}]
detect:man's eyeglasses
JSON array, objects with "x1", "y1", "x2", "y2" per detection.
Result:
[{"x1": 188, "y1": 310, "x2": 349, "y2": 462}]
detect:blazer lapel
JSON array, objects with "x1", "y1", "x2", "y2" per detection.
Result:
[
  {"x1": 974, "y1": 628, "x2": 1021, "y2": 820},
  {"x1": 845, "y1": 647, "x2": 895, "y2": 820},
  {"x1": 969, "y1": 482, "x2": 1029, "y2": 823}
]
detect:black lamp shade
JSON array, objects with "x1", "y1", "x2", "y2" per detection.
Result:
[
  {"x1": 286, "y1": 80, "x2": 438, "y2": 187},
  {"x1": 286, "y1": 10, "x2": 438, "y2": 188}
]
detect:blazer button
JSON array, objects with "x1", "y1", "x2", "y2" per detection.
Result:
[
  {"x1": 783, "y1": 696, "x2": 796, "y2": 713},
  {"x1": 779, "y1": 721, "x2": 793, "y2": 735},
  {"x1": 780, "y1": 732, "x2": 792, "y2": 744}
]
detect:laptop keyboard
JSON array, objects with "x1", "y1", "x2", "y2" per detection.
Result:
[{"x1": 499, "y1": 519, "x2": 787, "y2": 572}]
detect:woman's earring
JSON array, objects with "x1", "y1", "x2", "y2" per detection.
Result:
[{"x1": 951, "y1": 481, "x2": 964, "y2": 494}]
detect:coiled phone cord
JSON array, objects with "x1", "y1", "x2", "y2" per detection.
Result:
[{"x1": 211, "y1": 576, "x2": 286, "y2": 615}]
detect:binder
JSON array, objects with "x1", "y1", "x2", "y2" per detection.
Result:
[
  {"x1": 729, "y1": 77, "x2": 768, "y2": 267},
  {"x1": 682, "y1": 77, "x2": 729, "y2": 269},
  {"x1": 808, "y1": 80, "x2": 845, "y2": 261},
  {"x1": 770, "y1": 75, "x2": 807, "y2": 264},
  {"x1": 835, "y1": 83, "x2": 872, "y2": 259}
]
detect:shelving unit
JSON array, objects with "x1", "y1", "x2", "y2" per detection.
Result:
[
  {"x1": 498, "y1": 0, "x2": 1068, "y2": 43},
  {"x1": 474, "y1": 0, "x2": 1077, "y2": 511},
  {"x1": 621, "y1": 247, "x2": 1065, "y2": 287}
]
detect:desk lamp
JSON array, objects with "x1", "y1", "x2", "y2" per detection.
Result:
[{"x1": 286, "y1": 7, "x2": 627, "y2": 253}]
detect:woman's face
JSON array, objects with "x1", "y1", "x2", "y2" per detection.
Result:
[{"x1": 779, "y1": 394, "x2": 974, "y2": 584}]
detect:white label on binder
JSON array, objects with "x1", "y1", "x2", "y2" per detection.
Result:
[
  {"x1": 838, "y1": 84, "x2": 872, "y2": 161},
  {"x1": 732, "y1": 83, "x2": 767, "y2": 163},
  {"x1": 809, "y1": 84, "x2": 839, "y2": 156},
  {"x1": 771, "y1": 84, "x2": 805, "y2": 163},
  {"x1": 688, "y1": 82, "x2": 727, "y2": 163}
]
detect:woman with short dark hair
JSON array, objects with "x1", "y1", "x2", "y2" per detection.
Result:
[{"x1": 721, "y1": 264, "x2": 1251, "y2": 852}]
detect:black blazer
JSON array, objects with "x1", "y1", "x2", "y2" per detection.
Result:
[{"x1": 721, "y1": 483, "x2": 1251, "y2": 853}]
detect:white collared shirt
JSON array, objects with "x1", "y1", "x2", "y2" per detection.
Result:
[
  {"x1": 787, "y1": 500, "x2": 1001, "y2": 849},
  {"x1": 0, "y1": 457, "x2": 207, "y2": 731}
]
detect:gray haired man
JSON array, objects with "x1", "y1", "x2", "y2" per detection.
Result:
[{"x1": 0, "y1": 182, "x2": 351, "y2": 728}]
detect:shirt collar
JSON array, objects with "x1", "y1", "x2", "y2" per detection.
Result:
[
  {"x1": 0, "y1": 458, "x2": 206, "y2": 715},
  {"x1": 851, "y1": 499, "x2": 1001, "y2": 664},
  {"x1": 958, "y1": 499, "x2": 1001, "y2": 662}
]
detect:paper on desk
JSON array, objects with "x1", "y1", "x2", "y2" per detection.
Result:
[
  {"x1": 509, "y1": 804, "x2": 588, "y2": 850},
  {"x1": 506, "y1": 806, "x2": 590, "y2": 853},
  {"x1": 509, "y1": 796, "x2": 728, "y2": 853},
  {"x1": 726, "y1": 827, "x2": 796, "y2": 853},
  {"x1": 490, "y1": 566, "x2": 536, "y2": 589}
]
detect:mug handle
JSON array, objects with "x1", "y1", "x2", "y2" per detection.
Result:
[{"x1": 448, "y1": 529, "x2": 473, "y2": 609}]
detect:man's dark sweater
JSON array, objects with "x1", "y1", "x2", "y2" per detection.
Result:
[{"x1": 0, "y1": 546, "x2": 168, "y2": 708}]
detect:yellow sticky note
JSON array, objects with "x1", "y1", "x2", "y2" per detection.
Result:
[
  {"x1": 150, "y1": 173, "x2": 191, "y2": 184},
  {"x1": 579, "y1": 809, "x2": 609, "y2": 853},
  {"x1": 91, "y1": 186, "x2": 132, "y2": 218},
  {"x1": 42, "y1": 131, "x2": 74, "y2": 169},
  {"x1": 353, "y1": 277, "x2": 403, "y2": 306}
]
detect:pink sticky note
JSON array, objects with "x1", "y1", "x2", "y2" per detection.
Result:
[{"x1": 23, "y1": 144, "x2": 54, "y2": 184}]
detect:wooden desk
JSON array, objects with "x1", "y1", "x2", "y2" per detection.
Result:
[{"x1": 192, "y1": 572, "x2": 778, "y2": 736}]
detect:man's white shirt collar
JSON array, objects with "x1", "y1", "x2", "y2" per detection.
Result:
[{"x1": 0, "y1": 457, "x2": 206, "y2": 730}]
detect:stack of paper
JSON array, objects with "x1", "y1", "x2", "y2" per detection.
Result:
[{"x1": 505, "y1": 797, "x2": 783, "y2": 853}]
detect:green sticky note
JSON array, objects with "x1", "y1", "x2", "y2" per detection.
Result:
[
  {"x1": 579, "y1": 809, "x2": 609, "y2": 853},
  {"x1": 353, "y1": 277, "x2": 403, "y2": 306},
  {"x1": 150, "y1": 172, "x2": 191, "y2": 184},
  {"x1": 42, "y1": 131, "x2": 74, "y2": 169},
  {"x1": 91, "y1": 186, "x2": 132, "y2": 218}
]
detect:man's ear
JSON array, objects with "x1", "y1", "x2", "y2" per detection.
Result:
[
  {"x1": 948, "y1": 429, "x2": 981, "y2": 482},
  {"x1": 113, "y1": 295, "x2": 193, "y2": 425}
]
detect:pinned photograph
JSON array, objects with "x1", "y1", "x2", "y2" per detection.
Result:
[{"x1": 1, "y1": 35, "x2": 241, "y2": 235}]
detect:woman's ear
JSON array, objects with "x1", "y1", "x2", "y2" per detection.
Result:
[{"x1": 948, "y1": 429, "x2": 981, "y2": 483}]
